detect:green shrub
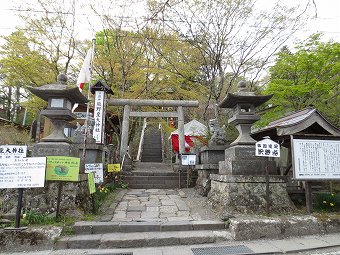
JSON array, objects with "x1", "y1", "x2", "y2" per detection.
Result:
[
  {"x1": 20, "y1": 210, "x2": 55, "y2": 226},
  {"x1": 315, "y1": 192, "x2": 340, "y2": 212}
]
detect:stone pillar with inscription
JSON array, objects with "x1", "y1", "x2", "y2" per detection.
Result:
[
  {"x1": 208, "y1": 81, "x2": 295, "y2": 214},
  {"x1": 27, "y1": 74, "x2": 92, "y2": 214}
]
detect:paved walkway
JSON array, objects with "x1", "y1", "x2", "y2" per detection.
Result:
[
  {"x1": 100, "y1": 188, "x2": 220, "y2": 222},
  {"x1": 4, "y1": 232, "x2": 340, "y2": 254}
]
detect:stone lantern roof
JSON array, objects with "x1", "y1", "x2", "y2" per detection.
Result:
[
  {"x1": 219, "y1": 81, "x2": 273, "y2": 108},
  {"x1": 28, "y1": 74, "x2": 88, "y2": 104}
]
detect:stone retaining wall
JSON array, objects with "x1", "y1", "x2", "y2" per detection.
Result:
[
  {"x1": 229, "y1": 215, "x2": 340, "y2": 240},
  {"x1": 194, "y1": 164, "x2": 219, "y2": 196},
  {"x1": 208, "y1": 174, "x2": 296, "y2": 214}
]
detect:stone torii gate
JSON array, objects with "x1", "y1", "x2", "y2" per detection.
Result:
[{"x1": 108, "y1": 99, "x2": 199, "y2": 159}]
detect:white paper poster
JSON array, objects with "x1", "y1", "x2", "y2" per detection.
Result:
[
  {"x1": 181, "y1": 154, "x2": 196, "y2": 165},
  {"x1": 0, "y1": 157, "x2": 46, "y2": 189},
  {"x1": 85, "y1": 163, "x2": 104, "y2": 183}
]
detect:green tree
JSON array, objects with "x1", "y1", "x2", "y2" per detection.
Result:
[
  {"x1": 260, "y1": 34, "x2": 340, "y2": 127},
  {"x1": 148, "y1": 0, "x2": 313, "y2": 118},
  {"x1": 0, "y1": 31, "x2": 54, "y2": 122}
]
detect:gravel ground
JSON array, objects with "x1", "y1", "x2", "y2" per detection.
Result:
[{"x1": 180, "y1": 188, "x2": 222, "y2": 221}]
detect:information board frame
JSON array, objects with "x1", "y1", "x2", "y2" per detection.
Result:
[{"x1": 291, "y1": 135, "x2": 340, "y2": 180}]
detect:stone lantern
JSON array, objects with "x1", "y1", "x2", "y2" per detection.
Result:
[
  {"x1": 28, "y1": 74, "x2": 88, "y2": 144},
  {"x1": 216, "y1": 81, "x2": 274, "y2": 176},
  {"x1": 219, "y1": 81, "x2": 273, "y2": 146},
  {"x1": 207, "y1": 81, "x2": 295, "y2": 214},
  {"x1": 27, "y1": 74, "x2": 92, "y2": 215}
]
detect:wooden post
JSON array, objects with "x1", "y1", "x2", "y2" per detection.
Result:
[
  {"x1": 120, "y1": 105, "x2": 130, "y2": 161},
  {"x1": 56, "y1": 182, "x2": 63, "y2": 219},
  {"x1": 265, "y1": 160, "x2": 270, "y2": 216},
  {"x1": 15, "y1": 188, "x2": 24, "y2": 228},
  {"x1": 305, "y1": 181, "x2": 313, "y2": 214},
  {"x1": 177, "y1": 106, "x2": 185, "y2": 154},
  {"x1": 91, "y1": 194, "x2": 96, "y2": 214}
]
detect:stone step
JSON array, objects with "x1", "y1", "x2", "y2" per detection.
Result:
[
  {"x1": 141, "y1": 154, "x2": 162, "y2": 159},
  {"x1": 124, "y1": 181, "x2": 190, "y2": 186},
  {"x1": 141, "y1": 153, "x2": 162, "y2": 157},
  {"x1": 55, "y1": 229, "x2": 232, "y2": 249},
  {"x1": 122, "y1": 176, "x2": 189, "y2": 181},
  {"x1": 133, "y1": 162, "x2": 174, "y2": 169},
  {"x1": 124, "y1": 183, "x2": 188, "y2": 189},
  {"x1": 141, "y1": 149, "x2": 162, "y2": 154},
  {"x1": 122, "y1": 172, "x2": 180, "y2": 176},
  {"x1": 141, "y1": 158, "x2": 163, "y2": 162},
  {"x1": 143, "y1": 138, "x2": 161, "y2": 142},
  {"x1": 122, "y1": 178, "x2": 195, "y2": 185},
  {"x1": 73, "y1": 220, "x2": 227, "y2": 234}
]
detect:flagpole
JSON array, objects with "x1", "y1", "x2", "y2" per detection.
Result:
[{"x1": 82, "y1": 38, "x2": 96, "y2": 167}]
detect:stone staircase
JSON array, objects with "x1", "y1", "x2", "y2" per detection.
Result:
[
  {"x1": 121, "y1": 162, "x2": 197, "y2": 189},
  {"x1": 55, "y1": 188, "x2": 230, "y2": 250},
  {"x1": 55, "y1": 220, "x2": 230, "y2": 249},
  {"x1": 141, "y1": 126, "x2": 162, "y2": 162}
]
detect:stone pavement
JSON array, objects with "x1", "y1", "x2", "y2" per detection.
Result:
[
  {"x1": 4, "y1": 232, "x2": 340, "y2": 254},
  {"x1": 99, "y1": 188, "x2": 218, "y2": 222},
  {"x1": 3, "y1": 188, "x2": 340, "y2": 254}
]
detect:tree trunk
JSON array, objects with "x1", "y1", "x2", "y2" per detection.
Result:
[
  {"x1": 6, "y1": 86, "x2": 12, "y2": 121},
  {"x1": 15, "y1": 86, "x2": 20, "y2": 123}
]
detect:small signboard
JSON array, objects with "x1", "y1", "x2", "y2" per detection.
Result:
[
  {"x1": 0, "y1": 145, "x2": 27, "y2": 159},
  {"x1": 181, "y1": 154, "x2": 196, "y2": 166},
  {"x1": 88, "y1": 172, "x2": 96, "y2": 194},
  {"x1": 46, "y1": 156, "x2": 80, "y2": 182},
  {"x1": 74, "y1": 112, "x2": 89, "y2": 120},
  {"x1": 108, "y1": 163, "x2": 120, "y2": 172},
  {"x1": 0, "y1": 157, "x2": 46, "y2": 189},
  {"x1": 292, "y1": 138, "x2": 340, "y2": 180},
  {"x1": 255, "y1": 138, "x2": 280, "y2": 158},
  {"x1": 85, "y1": 163, "x2": 104, "y2": 183}
]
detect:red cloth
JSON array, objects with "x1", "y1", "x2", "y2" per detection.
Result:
[{"x1": 171, "y1": 134, "x2": 194, "y2": 152}]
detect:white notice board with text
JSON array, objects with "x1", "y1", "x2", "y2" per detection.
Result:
[{"x1": 292, "y1": 138, "x2": 340, "y2": 180}]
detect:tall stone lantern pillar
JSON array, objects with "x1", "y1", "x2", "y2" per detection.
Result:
[
  {"x1": 28, "y1": 74, "x2": 88, "y2": 156},
  {"x1": 218, "y1": 81, "x2": 275, "y2": 176},
  {"x1": 27, "y1": 74, "x2": 91, "y2": 214},
  {"x1": 208, "y1": 81, "x2": 295, "y2": 214}
]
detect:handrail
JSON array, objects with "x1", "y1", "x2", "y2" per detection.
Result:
[
  {"x1": 136, "y1": 118, "x2": 147, "y2": 161},
  {"x1": 160, "y1": 123, "x2": 165, "y2": 162},
  {"x1": 120, "y1": 145, "x2": 131, "y2": 172}
]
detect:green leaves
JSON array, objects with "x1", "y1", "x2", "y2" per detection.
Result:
[{"x1": 261, "y1": 34, "x2": 340, "y2": 127}]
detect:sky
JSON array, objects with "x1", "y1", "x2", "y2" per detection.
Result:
[{"x1": 0, "y1": 0, "x2": 339, "y2": 45}]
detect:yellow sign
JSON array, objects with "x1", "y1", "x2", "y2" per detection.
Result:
[
  {"x1": 46, "y1": 156, "x2": 80, "y2": 181},
  {"x1": 108, "y1": 163, "x2": 120, "y2": 172},
  {"x1": 88, "y1": 172, "x2": 96, "y2": 194}
]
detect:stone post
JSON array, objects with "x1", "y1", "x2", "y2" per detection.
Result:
[
  {"x1": 177, "y1": 106, "x2": 185, "y2": 154},
  {"x1": 120, "y1": 104, "x2": 131, "y2": 160}
]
